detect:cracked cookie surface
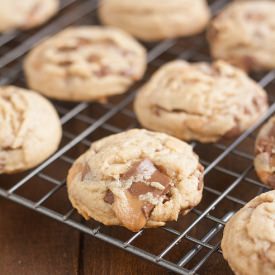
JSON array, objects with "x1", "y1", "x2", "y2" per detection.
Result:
[
  {"x1": 254, "y1": 116, "x2": 275, "y2": 188},
  {"x1": 208, "y1": 1, "x2": 275, "y2": 71},
  {"x1": 134, "y1": 60, "x2": 268, "y2": 143},
  {"x1": 221, "y1": 190, "x2": 275, "y2": 275},
  {"x1": 99, "y1": 0, "x2": 210, "y2": 41},
  {"x1": 67, "y1": 129, "x2": 204, "y2": 232},
  {"x1": 0, "y1": 0, "x2": 58, "y2": 32},
  {"x1": 0, "y1": 86, "x2": 62, "y2": 174},
  {"x1": 24, "y1": 26, "x2": 147, "y2": 101}
]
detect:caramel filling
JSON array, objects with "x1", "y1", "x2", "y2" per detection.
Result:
[{"x1": 104, "y1": 159, "x2": 171, "y2": 231}]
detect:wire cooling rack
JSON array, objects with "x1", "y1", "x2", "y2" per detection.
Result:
[{"x1": 0, "y1": 0, "x2": 274, "y2": 274}]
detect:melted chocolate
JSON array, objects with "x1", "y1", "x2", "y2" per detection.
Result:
[{"x1": 104, "y1": 159, "x2": 171, "y2": 220}]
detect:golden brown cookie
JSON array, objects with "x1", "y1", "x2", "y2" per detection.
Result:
[
  {"x1": 221, "y1": 190, "x2": 275, "y2": 275},
  {"x1": 0, "y1": 86, "x2": 62, "y2": 174},
  {"x1": 134, "y1": 60, "x2": 268, "y2": 143},
  {"x1": 67, "y1": 129, "x2": 204, "y2": 232},
  {"x1": 99, "y1": 0, "x2": 210, "y2": 41},
  {"x1": 208, "y1": 1, "x2": 275, "y2": 71},
  {"x1": 0, "y1": 0, "x2": 59, "y2": 32},
  {"x1": 24, "y1": 26, "x2": 147, "y2": 101}
]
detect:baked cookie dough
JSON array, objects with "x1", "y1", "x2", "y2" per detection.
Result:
[
  {"x1": 24, "y1": 26, "x2": 147, "y2": 101},
  {"x1": 254, "y1": 116, "x2": 275, "y2": 188},
  {"x1": 134, "y1": 60, "x2": 268, "y2": 143},
  {"x1": 99, "y1": 0, "x2": 210, "y2": 41},
  {"x1": 208, "y1": 1, "x2": 275, "y2": 72},
  {"x1": 0, "y1": 0, "x2": 59, "y2": 32},
  {"x1": 67, "y1": 129, "x2": 204, "y2": 232},
  {"x1": 0, "y1": 86, "x2": 62, "y2": 174},
  {"x1": 221, "y1": 190, "x2": 275, "y2": 275}
]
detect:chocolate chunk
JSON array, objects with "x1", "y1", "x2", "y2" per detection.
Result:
[
  {"x1": 76, "y1": 37, "x2": 91, "y2": 46},
  {"x1": 125, "y1": 159, "x2": 171, "y2": 218},
  {"x1": 87, "y1": 54, "x2": 100, "y2": 63},
  {"x1": 57, "y1": 46, "x2": 77, "y2": 52},
  {"x1": 108, "y1": 159, "x2": 172, "y2": 231},
  {"x1": 104, "y1": 190, "x2": 114, "y2": 204},
  {"x1": 94, "y1": 66, "x2": 110, "y2": 77},
  {"x1": 81, "y1": 163, "x2": 91, "y2": 181},
  {"x1": 58, "y1": 60, "x2": 73, "y2": 67}
]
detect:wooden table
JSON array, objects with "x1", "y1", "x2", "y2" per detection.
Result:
[
  {"x1": 0, "y1": 198, "x2": 168, "y2": 275},
  {"x1": 0, "y1": 194, "x2": 233, "y2": 275}
]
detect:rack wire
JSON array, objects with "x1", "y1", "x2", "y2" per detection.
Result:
[{"x1": 0, "y1": 0, "x2": 274, "y2": 274}]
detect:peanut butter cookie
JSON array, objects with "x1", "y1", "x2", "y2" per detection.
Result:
[
  {"x1": 67, "y1": 129, "x2": 204, "y2": 232},
  {"x1": 254, "y1": 115, "x2": 275, "y2": 188},
  {"x1": 221, "y1": 190, "x2": 275, "y2": 275},
  {"x1": 24, "y1": 26, "x2": 147, "y2": 101},
  {"x1": 134, "y1": 60, "x2": 268, "y2": 143},
  {"x1": 0, "y1": 0, "x2": 59, "y2": 32},
  {"x1": 99, "y1": 0, "x2": 210, "y2": 41},
  {"x1": 208, "y1": 1, "x2": 275, "y2": 71},
  {"x1": 0, "y1": 86, "x2": 62, "y2": 174}
]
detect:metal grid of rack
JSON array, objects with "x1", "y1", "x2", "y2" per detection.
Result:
[{"x1": 0, "y1": 0, "x2": 274, "y2": 274}]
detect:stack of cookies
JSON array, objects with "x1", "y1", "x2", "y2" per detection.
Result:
[{"x1": 1, "y1": 1, "x2": 274, "y2": 274}]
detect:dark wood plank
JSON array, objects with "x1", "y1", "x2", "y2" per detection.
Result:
[
  {"x1": 80, "y1": 234, "x2": 168, "y2": 275},
  {"x1": 0, "y1": 198, "x2": 80, "y2": 275}
]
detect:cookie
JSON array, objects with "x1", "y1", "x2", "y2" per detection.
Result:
[
  {"x1": 99, "y1": 0, "x2": 210, "y2": 41},
  {"x1": 0, "y1": 86, "x2": 62, "y2": 174},
  {"x1": 254, "y1": 115, "x2": 275, "y2": 188},
  {"x1": 134, "y1": 60, "x2": 268, "y2": 143},
  {"x1": 221, "y1": 191, "x2": 275, "y2": 275},
  {"x1": 0, "y1": 0, "x2": 59, "y2": 32},
  {"x1": 208, "y1": 1, "x2": 275, "y2": 72},
  {"x1": 67, "y1": 129, "x2": 204, "y2": 232},
  {"x1": 24, "y1": 26, "x2": 147, "y2": 101}
]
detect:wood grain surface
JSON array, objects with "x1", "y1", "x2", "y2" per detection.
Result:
[{"x1": 0, "y1": 198, "x2": 168, "y2": 275}]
